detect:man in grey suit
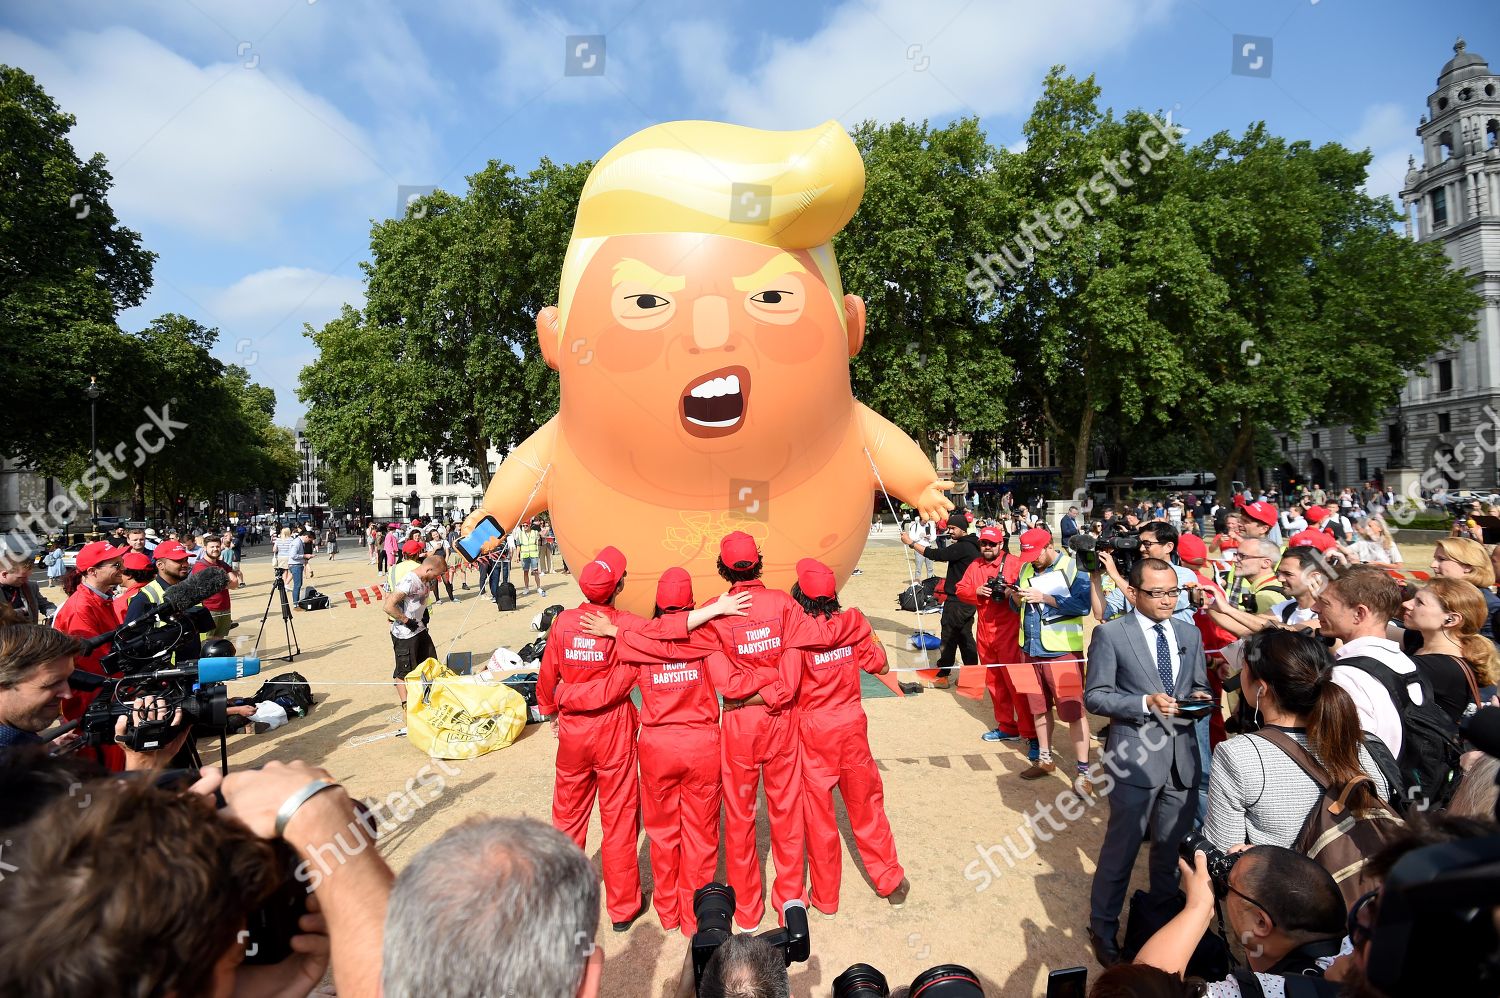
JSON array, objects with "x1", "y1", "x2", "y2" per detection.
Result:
[{"x1": 1083, "y1": 558, "x2": 1212, "y2": 967}]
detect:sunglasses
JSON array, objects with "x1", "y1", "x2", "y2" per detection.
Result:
[{"x1": 1347, "y1": 888, "x2": 1379, "y2": 947}]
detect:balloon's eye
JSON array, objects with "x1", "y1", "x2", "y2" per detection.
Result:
[
  {"x1": 626, "y1": 294, "x2": 670, "y2": 310},
  {"x1": 749, "y1": 290, "x2": 791, "y2": 305}
]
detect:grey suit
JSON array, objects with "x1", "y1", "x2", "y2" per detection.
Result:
[{"x1": 1083, "y1": 613, "x2": 1210, "y2": 942}]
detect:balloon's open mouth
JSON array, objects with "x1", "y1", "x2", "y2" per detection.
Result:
[{"x1": 680, "y1": 365, "x2": 751, "y2": 438}]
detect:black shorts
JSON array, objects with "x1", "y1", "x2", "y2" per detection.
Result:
[{"x1": 392, "y1": 630, "x2": 437, "y2": 680}]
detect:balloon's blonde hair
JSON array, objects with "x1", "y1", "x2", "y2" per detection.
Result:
[{"x1": 556, "y1": 120, "x2": 864, "y2": 335}]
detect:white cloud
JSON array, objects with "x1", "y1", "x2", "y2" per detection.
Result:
[
  {"x1": 1, "y1": 26, "x2": 389, "y2": 239},
  {"x1": 209, "y1": 266, "x2": 366, "y2": 323},
  {"x1": 712, "y1": 0, "x2": 1177, "y2": 128},
  {"x1": 1349, "y1": 101, "x2": 1417, "y2": 206}
]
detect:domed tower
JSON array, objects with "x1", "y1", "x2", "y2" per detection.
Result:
[{"x1": 1387, "y1": 37, "x2": 1500, "y2": 491}]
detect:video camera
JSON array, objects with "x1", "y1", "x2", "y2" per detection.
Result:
[
  {"x1": 690, "y1": 883, "x2": 808, "y2": 994},
  {"x1": 833, "y1": 963, "x2": 984, "y2": 997},
  {"x1": 63, "y1": 568, "x2": 261, "y2": 752}
]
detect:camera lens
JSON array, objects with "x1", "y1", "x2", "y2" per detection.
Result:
[
  {"x1": 909, "y1": 964, "x2": 984, "y2": 997},
  {"x1": 833, "y1": 964, "x2": 889, "y2": 998},
  {"x1": 692, "y1": 882, "x2": 736, "y2": 936}
]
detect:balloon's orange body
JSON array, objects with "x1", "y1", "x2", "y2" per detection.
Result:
[{"x1": 463, "y1": 121, "x2": 952, "y2": 615}]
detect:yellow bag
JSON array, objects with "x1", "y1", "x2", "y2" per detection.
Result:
[{"x1": 404, "y1": 657, "x2": 527, "y2": 759}]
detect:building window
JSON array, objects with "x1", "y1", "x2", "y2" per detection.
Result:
[
  {"x1": 1357, "y1": 457, "x2": 1368, "y2": 480},
  {"x1": 1281, "y1": 437, "x2": 1289, "y2": 451},
  {"x1": 1438, "y1": 412, "x2": 1451, "y2": 434},
  {"x1": 1311, "y1": 432, "x2": 1320, "y2": 449},
  {"x1": 487, "y1": 462, "x2": 497, "y2": 476},
  {"x1": 1437, "y1": 358, "x2": 1453, "y2": 392},
  {"x1": 1432, "y1": 187, "x2": 1448, "y2": 227}
]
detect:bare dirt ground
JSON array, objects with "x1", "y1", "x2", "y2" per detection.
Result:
[{"x1": 217, "y1": 531, "x2": 1438, "y2": 997}]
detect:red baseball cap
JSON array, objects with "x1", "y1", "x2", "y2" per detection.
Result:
[
  {"x1": 151, "y1": 540, "x2": 190, "y2": 563},
  {"x1": 978, "y1": 526, "x2": 1004, "y2": 545},
  {"x1": 579, "y1": 547, "x2": 626, "y2": 602},
  {"x1": 936, "y1": 519, "x2": 948, "y2": 530},
  {"x1": 1016, "y1": 527, "x2": 1052, "y2": 563},
  {"x1": 795, "y1": 558, "x2": 837, "y2": 599},
  {"x1": 75, "y1": 540, "x2": 128, "y2": 572},
  {"x1": 1242, "y1": 502, "x2": 1277, "y2": 527},
  {"x1": 1175, "y1": 532, "x2": 1208, "y2": 565},
  {"x1": 656, "y1": 567, "x2": 695, "y2": 611},
  {"x1": 1304, "y1": 506, "x2": 1330, "y2": 524},
  {"x1": 1288, "y1": 529, "x2": 1336, "y2": 552},
  {"x1": 401, "y1": 539, "x2": 425, "y2": 557},
  {"x1": 719, "y1": 531, "x2": 761, "y2": 570},
  {"x1": 122, "y1": 551, "x2": 152, "y2": 572}
]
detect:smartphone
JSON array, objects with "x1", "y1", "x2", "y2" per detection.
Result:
[
  {"x1": 1175, "y1": 698, "x2": 1215, "y2": 719},
  {"x1": 456, "y1": 515, "x2": 504, "y2": 561},
  {"x1": 1046, "y1": 967, "x2": 1087, "y2": 998}
]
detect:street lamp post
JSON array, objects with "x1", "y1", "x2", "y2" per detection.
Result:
[{"x1": 84, "y1": 376, "x2": 102, "y2": 530}]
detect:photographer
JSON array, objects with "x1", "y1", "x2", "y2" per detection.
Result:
[
  {"x1": 0, "y1": 623, "x2": 80, "y2": 750},
  {"x1": 123, "y1": 539, "x2": 201, "y2": 661},
  {"x1": 955, "y1": 525, "x2": 1034, "y2": 743},
  {"x1": 0, "y1": 542, "x2": 55, "y2": 624},
  {"x1": 698, "y1": 934, "x2": 789, "y2": 998},
  {"x1": 902, "y1": 515, "x2": 981, "y2": 689},
  {"x1": 1090, "y1": 522, "x2": 1197, "y2": 625},
  {"x1": 1221, "y1": 538, "x2": 1285, "y2": 618},
  {"x1": 1135, "y1": 845, "x2": 1348, "y2": 995},
  {"x1": 383, "y1": 816, "x2": 603, "y2": 998}
]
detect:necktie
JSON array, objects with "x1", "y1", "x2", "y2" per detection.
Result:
[{"x1": 1153, "y1": 622, "x2": 1174, "y2": 694}]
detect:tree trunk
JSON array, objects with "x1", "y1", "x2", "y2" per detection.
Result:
[
  {"x1": 472, "y1": 435, "x2": 492, "y2": 491},
  {"x1": 132, "y1": 471, "x2": 146, "y2": 521},
  {"x1": 1068, "y1": 406, "x2": 1095, "y2": 497}
]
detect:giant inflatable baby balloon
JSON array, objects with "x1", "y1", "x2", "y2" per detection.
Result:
[{"x1": 461, "y1": 120, "x2": 954, "y2": 615}]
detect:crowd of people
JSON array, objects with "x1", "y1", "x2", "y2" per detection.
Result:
[{"x1": 2, "y1": 487, "x2": 1498, "y2": 996}]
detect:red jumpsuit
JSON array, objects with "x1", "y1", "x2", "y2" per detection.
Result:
[
  {"x1": 53, "y1": 583, "x2": 124, "y2": 771},
  {"x1": 566, "y1": 618, "x2": 780, "y2": 935},
  {"x1": 788, "y1": 610, "x2": 906, "y2": 912},
  {"x1": 1189, "y1": 569, "x2": 1234, "y2": 747},
  {"x1": 954, "y1": 554, "x2": 1035, "y2": 739},
  {"x1": 538, "y1": 604, "x2": 688, "y2": 923},
  {"x1": 694, "y1": 581, "x2": 872, "y2": 929}
]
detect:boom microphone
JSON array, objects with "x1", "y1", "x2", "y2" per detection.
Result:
[
  {"x1": 1461, "y1": 707, "x2": 1500, "y2": 760},
  {"x1": 196, "y1": 657, "x2": 261, "y2": 683}
]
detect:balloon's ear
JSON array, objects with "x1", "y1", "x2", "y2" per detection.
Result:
[
  {"x1": 844, "y1": 295, "x2": 866, "y2": 358},
  {"x1": 536, "y1": 306, "x2": 561, "y2": 372}
]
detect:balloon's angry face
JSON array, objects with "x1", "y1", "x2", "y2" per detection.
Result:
[{"x1": 559, "y1": 233, "x2": 854, "y2": 456}]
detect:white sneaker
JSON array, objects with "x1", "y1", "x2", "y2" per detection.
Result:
[{"x1": 538, "y1": 588, "x2": 546, "y2": 597}]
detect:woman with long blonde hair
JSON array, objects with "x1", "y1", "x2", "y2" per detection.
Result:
[
  {"x1": 1400, "y1": 577, "x2": 1498, "y2": 726},
  {"x1": 1352, "y1": 516, "x2": 1402, "y2": 568}
]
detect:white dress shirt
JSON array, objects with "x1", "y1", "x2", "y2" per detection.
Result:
[{"x1": 1135, "y1": 611, "x2": 1181, "y2": 715}]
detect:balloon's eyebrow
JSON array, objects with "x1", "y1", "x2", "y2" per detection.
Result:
[
  {"x1": 732, "y1": 252, "x2": 807, "y2": 292},
  {"x1": 611, "y1": 258, "x2": 685, "y2": 292}
]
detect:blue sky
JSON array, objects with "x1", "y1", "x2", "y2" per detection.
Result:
[{"x1": 2, "y1": 0, "x2": 1494, "y2": 424}]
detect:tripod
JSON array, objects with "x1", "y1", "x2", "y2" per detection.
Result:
[{"x1": 254, "y1": 572, "x2": 302, "y2": 662}]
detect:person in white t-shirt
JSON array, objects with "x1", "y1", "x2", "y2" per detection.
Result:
[
  {"x1": 381, "y1": 554, "x2": 447, "y2": 711},
  {"x1": 1313, "y1": 566, "x2": 1421, "y2": 757}
]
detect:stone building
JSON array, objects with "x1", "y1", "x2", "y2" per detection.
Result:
[{"x1": 1283, "y1": 38, "x2": 1500, "y2": 493}]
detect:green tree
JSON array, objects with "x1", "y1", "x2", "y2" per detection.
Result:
[
  {"x1": 838, "y1": 118, "x2": 1014, "y2": 458},
  {"x1": 1174, "y1": 125, "x2": 1483, "y2": 490},
  {"x1": 298, "y1": 158, "x2": 590, "y2": 486},
  {"x1": 993, "y1": 70, "x2": 1224, "y2": 493},
  {"x1": 0, "y1": 66, "x2": 156, "y2": 469}
]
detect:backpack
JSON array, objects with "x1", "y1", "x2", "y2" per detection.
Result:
[
  {"x1": 518, "y1": 636, "x2": 546, "y2": 663},
  {"x1": 296, "y1": 588, "x2": 330, "y2": 611},
  {"x1": 535, "y1": 604, "x2": 565, "y2": 632},
  {"x1": 1337, "y1": 656, "x2": 1463, "y2": 812},
  {"x1": 251, "y1": 671, "x2": 315, "y2": 718},
  {"x1": 495, "y1": 581, "x2": 517, "y2": 611},
  {"x1": 1251, "y1": 729, "x2": 1405, "y2": 907},
  {"x1": 898, "y1": 583, "x2": 940, "y2": 613}
]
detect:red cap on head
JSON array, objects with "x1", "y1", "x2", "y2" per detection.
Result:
[
  {"x1": 122, "y1": 551, "x2": 152, "y2": 572},
  {"x1": 1016, "y1": 527, "x2": 1052, "y2": 563},
  {"x1": 1289, "y1": 529, "x2": 1336, "y2": 552},
  {"x1": 401, "y1": 539, "x2": 425, "y2": 557},
  {"x1": 978, "y1": 526, "x2": 1004, "y2": 545},
  {"x1": 579, "y1": 547, "x2": 626, "y2": 603},
  {"x1": 151, "y1": 540, "x2": 190, "y2": 563},
  {"x1": 75, "y1": 540, "x2": 129, "y2": 571},
  {"x1": 656, "y1": 567, "x2": 695, "y2": 611},
  {"x1": 795, "y1": 558, "x2": 837, "y2": 599},
  {"x1": 1175, "y1": 532, "x2": 1208, "y2": 565},
  {"x1": 719, "y1": 531, "x2": 761, "y2": 570},
  {"x1": 1304, "y1": 506, "x2": 1330, "y2": 524},
  {"x1": 1242, "y1": 502, "x2": 1277, "y2": 527}
]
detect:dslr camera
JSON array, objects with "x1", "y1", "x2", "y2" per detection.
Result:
[
  {"x1": 690, "y1": 883, "x2": 808, "y2": 994},
  {"x1": 1178, "y1": 829, "x2": 1239, "y2": 898},
  {"x1": 833, "y1": 963, "x2": 985, "y2": 997}
]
